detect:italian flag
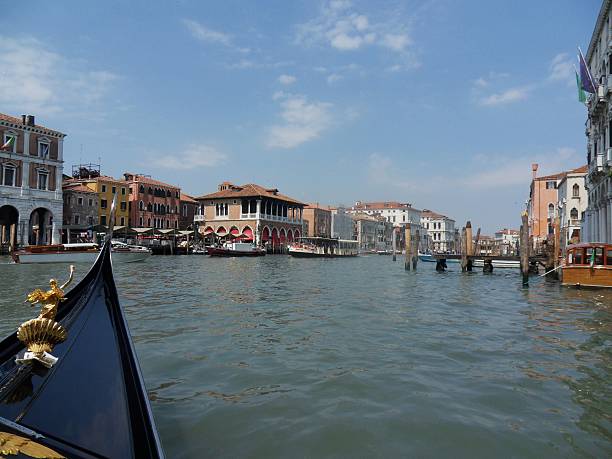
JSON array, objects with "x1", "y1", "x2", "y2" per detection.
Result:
[{"x1": 1, "y1": 137, "x2": 15, "y2": 151}]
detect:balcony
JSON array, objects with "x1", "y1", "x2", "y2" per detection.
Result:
[
  {"x1": 608, "y1": 148, "x2": 612, "y2": 166},
  {"x1": 589, "y1": 154, "x2": 605, "y2": 175},
  {"x1": 194, "y1": 214, "x2": 205, "y2": 222},
  {"x1": 240, "y1": 213, "x2": 256, "y2": 219}
]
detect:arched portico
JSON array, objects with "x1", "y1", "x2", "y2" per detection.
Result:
[
  {"x1": 0, "y1": 205, "x2": 19, "y2": 251},
  {"x1": 29, "y1": 207, "x2": 54, "y2": 246}
]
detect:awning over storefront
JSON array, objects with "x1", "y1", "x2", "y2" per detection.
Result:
[
  {"x1": 216, "y1": 226, "x2": 227, "y2": 236},
  {"x1": 178, "y1": 230, "x2": 194, "y2": 235},
  {"x1": 157, "y1": 229, "x2": 175, "y2": 234},
  {"x1": 203, "y1": 226, "x2": 214, "y2": 235},
  {"x1": 242, "y1": 228, "x2": 253, "y2": 240},
  {"x1": 132, "y1": 227, "x2": 153, "y2": 233},
  {"x1": 230, "y1": 227, "x2": 240, "y2": 236}
]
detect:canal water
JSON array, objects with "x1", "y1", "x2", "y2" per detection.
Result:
[{"x1": 0, "y1": 255, "x2": 610, "y2": 458}]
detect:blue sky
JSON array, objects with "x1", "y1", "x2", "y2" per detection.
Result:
[{"x1": 0, "y1": 0, "x2": 601, "y2": 232}]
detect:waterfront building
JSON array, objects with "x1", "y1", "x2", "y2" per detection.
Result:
[
  {"x1": 179, "y1": 194, "x2": 198, "y2": 231},
  {"x1": 351, "y1": 213, "x2": 379, "y2": 251},
  {"x1": 348, "y1": 201, "x2": 421, "y2": 226},
  {"x1": 557, "y1": 166, "x2": 588, "y2": 246},
  {"x1": 62, "y1": 181, "x2": 98, "y2": 243},
  {"x1": 494, "y1": 228, "x2": 520, "y2": 255},
  {"x1": 124, "y1": 173, "x2": 180, "y2": 229},
  {"x1": 330, "y1": 206, "x2": 355, "y2": 240},
  {"x1": 420, "y1": 209, "x2": 456, "y2": 253},
  {"x1": 527, "y1": 163, "x2": 565, "y2": 248},
  {"x1": 474, "y1": 235, "x2": 495, "y2": 256},
  {"x1": 303, "y1": 203, "x2": 332, "y2": 238},
  {"x1": 583, "y1": 1, "x2": 612, "y2": 243},
  {"x1": 0, "y1": 113, "x2": 65, "y2": 248},
  {"x1": 196, "y1": 181, "x2": 304, "y2": 249}
]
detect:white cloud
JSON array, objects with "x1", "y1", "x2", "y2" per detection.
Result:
[
  {"x1": 295, "y1": 1, "x2": 413, "y2": 58},
  {"x1": 267, "y1": 93, "x2": 333, "y2": 149},
  {"x1": 278, "y1": 74, "x2": 297, "y2": 85},
  {"x1": 327, "y1": 73, "x2": 343, "y2": 84},
  {"x1": 182, "y1": 19, "x2": 232, "y2": 47},
  {"x1": 151, "y1": 144, "x2": 227, "y2": 170},
  {"x1": 548, "y1": 53, "x2": 574, "y2": 84},
  {"x1": 480, "y1": 87, "x2": 530, "y2": 106},
  {"x1": 0, "y1": 36, "x2": 118, "y2": 117}
]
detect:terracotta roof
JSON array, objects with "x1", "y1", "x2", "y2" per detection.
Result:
[
  {"x1": 180, "y1": 193, "x2": 198, "y2": 204},
  {"x1": 123, "y1": 173, "x2": 180, "y2": 190},
  {"x1": 196, "y1": 183, "x2": 304, "y2": 205},
  {"x1": 0, "y1": 113, "x2": 65, "y2": 137},
  {"x1": 305, "y1": 203, "x2": 332, "y2": 211},
  {"x1": 421, "y1": 209, "x2": 453, "y2": 220},
  {"x1": 535, "y1": 171, "x2": 566, "y2": 181},
  {"x1": 62, "y1": 183, "x2": 96, "y2": 194},
  {"x1": 496, "y1": 228, "x2": 519, "y2": 235},
  {"x1": 568, "y1": 165, "x2": 587, "y2": 174}
]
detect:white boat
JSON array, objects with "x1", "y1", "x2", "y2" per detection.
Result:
[
  {"x1": 472, "y1": 259, "x2": 520, "y2": 268},
  {"x1": 288, "y1": 237, "x2": 358, "y2": 258},
  {"x1": 13, "y1": 241, "x2": 152, "y2": 264},
  {"x1": 418, "y1": 253, "x2": 460, "y2": 263}
]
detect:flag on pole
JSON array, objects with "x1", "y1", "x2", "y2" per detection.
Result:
[
  {"x1": 1, "y1": 136, "x2": 15, "y2": 151},
  {"x1": 575, "y1": 67, "x2": 587, "y2": 103},
  {"x1": 578, "y1": 47, "x2": 596, "y2": 93}
]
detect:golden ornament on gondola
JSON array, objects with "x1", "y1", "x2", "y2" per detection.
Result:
[{"x1": 15, "y1": 266, "x2": 75, "y2": 368}]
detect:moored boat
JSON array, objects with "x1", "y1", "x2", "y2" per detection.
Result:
[
  {"x1": 472, "y1": 259, "x2": 521, "y2": 269},
  {"x1": 288, "y1": 237, "x2": 358, "y2": 258},
  {"x1": 0, "y1": 238, "x2": 164, "y2": 458},
  {"x1": 561, "y1": 242, "x2": 612, "y2": 288},
  {"x1": 207, "y1": 241, "x2": 266, "y2": 257},
  {"x1": 418, "y1": 253, "x2": 460, "y2": 263},
  {"x1": 12, "y1": 240, "x2": 152, "y2": 264}
]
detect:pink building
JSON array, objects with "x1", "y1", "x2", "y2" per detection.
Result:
[{"x1": 124, "y1": 173, "x2": 181, "y2": 229}]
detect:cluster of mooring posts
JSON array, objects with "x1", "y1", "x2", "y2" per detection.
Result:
[{"x1": 390, "y1": 214, "x2": 556, "y2": 286}]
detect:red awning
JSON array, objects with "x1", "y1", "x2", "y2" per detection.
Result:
[
  {"x1": 230, "y1": 227, "x2": 240, "y2": 235},
  {"x1": 242, "y1": 228, "x2": 253, "y2": 239},
  {"x1": 216, "y1": 227, "x2": 227, "y2": 235},
  {"x1": 203, "y1": 227, "x2": 214, "y2": 235}
]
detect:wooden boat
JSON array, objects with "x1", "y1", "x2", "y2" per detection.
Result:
[
  {"x1": 0, "y1": 238, "x2": 164, "y2": 457},
  {"x1": 13, "y1": 240, "x2": 152, "y2": 264},
  {"x1": 288, "y1": 237, "x2": 358, "y2": 258},
  {"x1": 207, "y1": 241, "x2": 266, "y2": 257},
  {"x1": 562, "y1": 242, "x2": 612, "y2": 288}
]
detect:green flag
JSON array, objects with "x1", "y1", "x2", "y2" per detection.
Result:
[{"x1": 575, "y1": 70, "x2": 587, "y2": 103}]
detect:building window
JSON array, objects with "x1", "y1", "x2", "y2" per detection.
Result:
[
  {"x1": 101, "y1": 184, "x2": 106, "y2": 193},
  {"x1": 2, "y1": 164, "x2": 16, "y2": 186},
  {"x1": 38, "y1": 141, "x2": 50, "y2": 158},
  {"x1": 87, "y1": 216, "x2": 93, "y2": 225},
  {"x1": 88, "y1": 198, "x2": 93, "y2": 206},
  {"x1": 2, "y1": 133, "x2": 16, "y2": 153},
  {"x1": 101, "y1": 215, "x2": 107, "y2": 226},
  {"x1": 183, "y1": 204, "x2": 187, "y2": 216},
  {"x1": 147, "y1": 218, "x2": 151, "y2": 227},
  {"x1": 546, "y1": 181, "x2": 556, "y2": 190},
  {"x1": 215, "y1": 203, "x2": 228, "y2": 216},
  {"x1": 139, "y1": 217, "x2": 143, "y2": 226},
  {"x1": 112, "y1": 186, "x2": 116, "y2": 194},
  {"x1": 37, "y1": 171, "x2": 48, "y2": 190},
  {"x1": 120, "y1": 217, "x2": 125, "y2": 226},
  {"x1": 572, "y1": 184, "x2": 580, "y2": 198},
  {"x1": 120, "y1": 201, "x2": 127, "y2": 211},
  {"x1": 101, "y1": 199, "x2": 108, "y2": 209},
  {"x1": 148, "y1": 187, "x2": 153, "y2": 194},
  {"x1": 174, "y1": 220, "x2": 178, "y2": 228},
  {"x1": 74, "y1": 215, "x2": 80, "y2": 225},
  {"x1": 121, "y1": 187, "x2": 126, "y2": 195},
  {"x1": 139, "y1": 201, "x2": 144, "y2": 211},
  {"x1": 547, "y1": 203, "x2": 554, "y2": 218},
  {"x1": 77, "y1": 197, "x2": 83, "y2": 205},
  {"x1": 570, "y1": 208, "x2": 578, "y2": 220},
  {"x1": 139, "y1": 185, "x2": 145, "y2": 193}
]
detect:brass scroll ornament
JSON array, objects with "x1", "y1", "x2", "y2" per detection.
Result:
[
  {"x1": 15, "y1": 266, "x2": 75, "y2": 368},
  {"x1": 0, "y1": 431, "x2": 65, "y2": 458}
]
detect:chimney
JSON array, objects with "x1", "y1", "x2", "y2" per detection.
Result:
[
  {"x1": 531, "y1": 163, "x2": 538, "y2": 179},
  {"x1": 21, "y1": 115, "x2": 27, "y2": 124},
  {"x1": 25, "y1": 115, "x2": 35, "y2": 126}
]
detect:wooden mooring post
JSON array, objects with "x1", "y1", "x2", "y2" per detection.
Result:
[
  {"x1": 404, "y1": 224, "x2": 411, "y2": 271},
  {"x1": 412, "y1": 229, "x2": 419, "y2": 270},
  {"x1": 392, "y1": 227, "x2": 397, "y2": 261},
  {"x1": 461, "y1": 221, "x2": 473, "y2": 272},
  {"x1": 520, "y1": 211, "x2": 529, "y2": 285}
]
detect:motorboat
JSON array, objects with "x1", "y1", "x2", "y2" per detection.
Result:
[
  {"x1": 418, "y1": 253, "x2": 459, "y2": 263},
  {"x1": 0, "y1": 238, "x2": 164, "y2": 457},
  {"x1": 12, "y1": 240, "x2": 152, "y2": 264},
  {"x1": 288, "y1": 237, "x2": 358, "y2": 258},
  {"x1": 207, "y1": 241, "x2": 266, "y2": 257},
  {"x1": 562, "y1": 242, "x2": 612, "y2": 288}
]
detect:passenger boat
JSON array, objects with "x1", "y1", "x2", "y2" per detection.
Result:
[
  {"x1": 0, "y1": 238, "x2": 164, "y2": 458},
  {"x1": 288, "y1": 237, "x2": 358, "y2": 258},
  {"x1": 472, "y1": 259, "x2": 520, "y2": 269},
  {"x1": 561, "y1": 242, "x2": 612, "y2": 288},
  {"x1": 207, "y1": 240, "x2": 266, "y2": 257},
  {"x1": 12, "y1": 240, "x2": 152, "y2": 264}
]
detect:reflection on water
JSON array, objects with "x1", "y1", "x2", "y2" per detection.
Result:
[{"x1": 0, "y1": 255, "x2": 611, "y2": 458}]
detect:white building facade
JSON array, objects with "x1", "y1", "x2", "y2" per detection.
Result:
[
  {"x1": 420, "y1": 210, "x2": 456, "y2": 253},
  {"x1": 0, "y1": 114, "x2": 65, "y2": 249},
  {"x1": 330, "y1": 206, "x2": 355, "y2": 240},
  {"x1": 584, "y1": 0, "x2": 612, "y2": 243},
  {"x1": 557, "y1": 166, "x2": 588, "y2": 246},
  {"x1": 494, "y1": 229, "x2": 520, "y2": 255}
]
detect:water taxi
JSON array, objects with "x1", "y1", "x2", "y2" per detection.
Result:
[
  {"x1": 562, "y1": 242, "x2": 612, "y2": 288},
  {"x1": 207, "y1": 240, "x2": 266, "y2": 257},
  {"x1": 288, "y1": 237, "x2": 358, "y2": 258},
  {"x1": 12, "y1": 240, "x2": 152, "y2": 264}
]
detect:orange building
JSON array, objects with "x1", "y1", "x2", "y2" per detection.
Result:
[
  {"x1": 527, "y1": 164, "x2": 565, "y2": 246},
  {"x1": 303, "y1": 203, "x2": 332, "y2": 238}
]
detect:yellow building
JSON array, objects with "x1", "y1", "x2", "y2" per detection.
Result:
[{"x1": 75, "y1": 175, "x2": 130, "y2": 227}]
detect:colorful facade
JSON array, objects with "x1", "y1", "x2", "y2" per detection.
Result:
[
  {"x1": 303, "y1": 204, "x2": 332, "y2": 238},
  {"x1": 527, "y1": 164, "x2": 564, "y2": 247},
  {"x1": 124, "y1": 173, "x2": 181, "y2": 229},
  {"x1": 62, "y1": 182, "x2": 98, "y2": 243},
  {"x1": 78, "y1": 176, "x2": 130, "y2": 228},
  {"x1": 196, "y1": 181, "x2": 304, "y2": 249}
]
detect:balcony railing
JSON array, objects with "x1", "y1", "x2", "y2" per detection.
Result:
[
  {"x1": 194, "y1": 214, "x2": 205, "y2": 222},
  {"x1": 240, "y1": 213, "x2": 256, "y2": 219},
  {"x1": 608, "y1": 147, "x2": 612, "y2": 166}
]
